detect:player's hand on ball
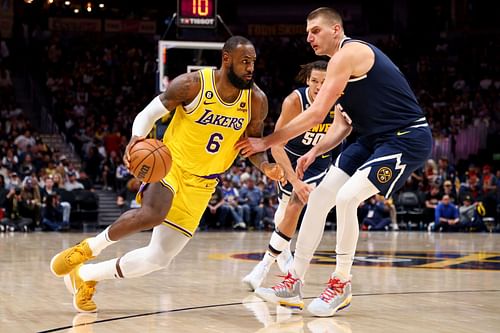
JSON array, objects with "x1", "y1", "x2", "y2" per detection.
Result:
[
  {"x1": 124, "y1": 135, "x2": 146, "y2": 169},
  {"x1": 261, "y1": 162, "x2": 286, "y2": 186}
]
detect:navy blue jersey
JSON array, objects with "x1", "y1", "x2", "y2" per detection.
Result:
[
  {"x1": 337, "y1": 38, "x2": 424, "y2": 137},
  {"x1": 277, "y1": 87, "x2": 337, "y2": 197},
  {"x1": 285, "y1": 87, "x2": 336, "y2": 171}
]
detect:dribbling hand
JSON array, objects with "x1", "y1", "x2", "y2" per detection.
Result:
[
  {"x1": 123, "y1": 135, "x2": 146, "y2": 169},
  {"x1": 261, "y1": 162, "x2": 287, "y2": 186}
]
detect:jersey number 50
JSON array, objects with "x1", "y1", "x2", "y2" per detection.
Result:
[
  {"x1": 206, "y1": 133, "x2": 223, "y2": 153},
  {"x1": 302, "y1": 132, "x2": 325, "y2": 146}
]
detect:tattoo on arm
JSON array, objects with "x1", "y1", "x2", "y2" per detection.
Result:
[{"x1": 161, "y1": 72, "x2": 200, "y2": 110}]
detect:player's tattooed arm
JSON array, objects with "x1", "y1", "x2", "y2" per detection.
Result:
[{"x1": 160, "y1": 71, "x2": 201, "y2": 111}]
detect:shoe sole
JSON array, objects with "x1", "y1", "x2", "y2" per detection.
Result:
[
  {"x1": 63, "y1": 272, "x2": 97, "y2": 313},
  {"x1": 308, "y1": 294, "x2": 352, "y2": 317},
  {"x1": 255, "y1": 289, "x2": 304, "y2": 311}
]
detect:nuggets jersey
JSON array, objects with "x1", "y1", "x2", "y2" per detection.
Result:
[
  {"x1": 285, "y1": 87, "x2": 336, "y2": 171},
  {"x1": 337, "y1": 38, "x2": 424, "y2": 137},
  {"x1": 163, "y1": 68, "x2": 251, "y2": 177}
]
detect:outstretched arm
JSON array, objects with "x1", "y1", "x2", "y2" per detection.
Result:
[
  {"x1": 245, "y1": 85, "x2": 286, "y2": 183},
  {"x1": 236, "y1": 45, "x2": 360, "y2": 156}
]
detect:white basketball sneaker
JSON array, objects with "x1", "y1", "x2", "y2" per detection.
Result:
[
  {"x1": 307, "y1": 273, "x2": 352, "y2": 317},
  {"x1": 276, "y1": 247, "x2": 293, "y2": 274},
  {"x1": 255, "y1": 272, "x2": 304, "y2": 311},
  {"x1": 242, "y1": 261, "x2": 271, "y2": 291}
]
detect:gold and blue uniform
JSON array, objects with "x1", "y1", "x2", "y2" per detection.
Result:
[{"x1": 137, "y1": 68, "x2": 251, "y2": 237}]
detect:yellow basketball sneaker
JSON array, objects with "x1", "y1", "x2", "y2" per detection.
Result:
[
  {"x1": 50, "y1": 239, "x2": 95, "y2": 277},
  {"x1": 64, "y1": 264, "x2": 98, "y2": 313}
]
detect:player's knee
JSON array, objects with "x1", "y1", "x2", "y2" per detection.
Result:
[
  {"x1": 336, "y1": 187, "x2": 358, "y2": 210},
  {"x1": 137, "y1": 208, "x2": 165, "y2": 228}
]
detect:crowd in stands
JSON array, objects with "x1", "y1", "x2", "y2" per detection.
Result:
[
  {"x1": 0, "y1": 35, "x2": 99, "y2": 232},
  {"x1": 2, "y1": 22, "x2": 498, "y2": 233}
]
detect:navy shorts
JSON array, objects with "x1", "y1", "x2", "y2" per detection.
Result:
[{"x1": 335, "y1": 123, "x2": 432, "y2": 197}]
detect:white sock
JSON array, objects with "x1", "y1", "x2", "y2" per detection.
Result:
[
  {"x1": 80, "y1": 259, "x2": 119, "y2": 282},
  {"x1": 86, "y1": 227, "x2": 117, "y2": 256},
  {"x1": 261, "y1": 251, "x2": 277, "y2": 266},
  {"x1": 262, "y1": 229, "x2": 291, "y2": 266}
]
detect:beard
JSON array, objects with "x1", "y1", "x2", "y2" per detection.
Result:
[{"x1": 228, "y1": 64, "x2": 253, "y2": 90}]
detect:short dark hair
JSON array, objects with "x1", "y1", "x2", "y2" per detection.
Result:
[
  {"x1": 295, "y1": 60, "x2": 328, "y2": 83},
  {"x1": 307, "y1": 7, "x2": 343, "y2": 27},
  {"x1": 222, "y1": 36, "x2": 253, "y2": 54}
]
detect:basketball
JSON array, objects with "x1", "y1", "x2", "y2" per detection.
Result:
[{"x1": 129, "y1": 139, "x2": 172, "y2": 183}]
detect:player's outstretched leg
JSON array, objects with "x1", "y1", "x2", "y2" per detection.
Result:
[{"x1": 307, "y1": 272, "x2": 352, "y2": 317}]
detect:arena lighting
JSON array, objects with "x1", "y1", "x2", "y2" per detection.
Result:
[
  {"x1": 99, "y1": 3, "x2": 104, "y2": 8},
  {"x1": 64, "y1": 1, "x2": 71, "y2": 5},
  {"x1": 86, "y1": 3, "x2": 92, "y2": 12},
  {"x1": 74, "y1": 8, "x2": 79, "y2": 13},
  {"x1": 48, "y1": 0, "x2": 54, "y2": 4},
  {"x1": 24, "y1": 0, "x2": 34, "y2": 3}
]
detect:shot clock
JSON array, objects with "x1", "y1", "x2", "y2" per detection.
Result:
[{"x1": 177, "y1": 0, "x2": 218, "y2": 28}]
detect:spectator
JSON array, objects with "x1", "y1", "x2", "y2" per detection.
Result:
[
  {"x1": 362, "y1": 195, "x2": 393, "y2": 231},
  {"x1": 424, "y1": 184, "x2": 441, "y2": 223},
  {"x1": 220, "y1": 179, "x2": 246, "y2": 230},
  {"x1": 430, "y1": 194, "x2": 460, "y2": 232},
  {"x1": 64, "y1": 172, "x2": 84, "y2": 191},
  {"x1": 201, "y1": 186, "x2": 231, "y2": 229},
  {"x1": 442, "y1": 180, "x2": 458, "y2": 204},
  {"x1": 459, "y1": 195, "x2": 485, "y2": 231},
  {"x1": 41, "y1": 176, "x2": 71, "y2": 224},
  {"x1": 41, "y1": 194, "x2": 69, "y2": 231},
  {"x1": 0, "y1": 186, "x2": 33, "y2": 232},
  {"x1": 238, "y1": 178, "x2": 264, "y2": 230}
]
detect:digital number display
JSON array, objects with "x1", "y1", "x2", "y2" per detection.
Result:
[{"x1": 177, "y1": 0, "x2": 217, "y2": 28}]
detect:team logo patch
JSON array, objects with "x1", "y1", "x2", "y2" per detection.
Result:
[
  {"x1": 376, "y1": 167, "x2": 392, "y2": 183},
  {"x1": 237, "y1": 102, "x2": 247, "y2": 112},
  {"x1": 205, "y1": 91, "x2": 213, "y2": 99}
]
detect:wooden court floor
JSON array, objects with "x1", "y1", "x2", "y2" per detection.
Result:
[{"x1": 1, "y1": 230, "x2": 499, "y2": 333}]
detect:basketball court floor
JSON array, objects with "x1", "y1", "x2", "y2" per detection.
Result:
[{"x1": 1, "y1": 230, "x2": 499, "y2": 332}]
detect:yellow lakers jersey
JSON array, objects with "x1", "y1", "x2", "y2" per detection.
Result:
[{"x1": 163, "y1": 68, "x2": 251, "y2": 176}]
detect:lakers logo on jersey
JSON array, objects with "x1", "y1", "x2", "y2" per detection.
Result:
[
  {"x1": 195, "y1": 109, "x2": 245, "y2": 130},
  {"x1": 376, "y1": 167, "x2": 392, "y2": 183},
  {"x1": 163, "y1": 68, "x2": 250, "y2": 176}
]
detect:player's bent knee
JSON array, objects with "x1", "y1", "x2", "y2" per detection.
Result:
[{"x1": 137, "y1": 208, "x2": 165, "y2": 229}]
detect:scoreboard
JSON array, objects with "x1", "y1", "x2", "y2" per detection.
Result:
[{"x1": 177, "y1": 0, "x2": 217, "y2": 28}]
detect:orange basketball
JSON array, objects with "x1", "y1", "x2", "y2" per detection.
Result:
[{"x1": 129, "y1": 139, "x2": 172, "y2": 183}]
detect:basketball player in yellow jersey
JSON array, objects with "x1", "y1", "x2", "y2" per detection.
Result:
[{"x1": 49, "y1": 36, "x2": 285, "y2": 313}]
